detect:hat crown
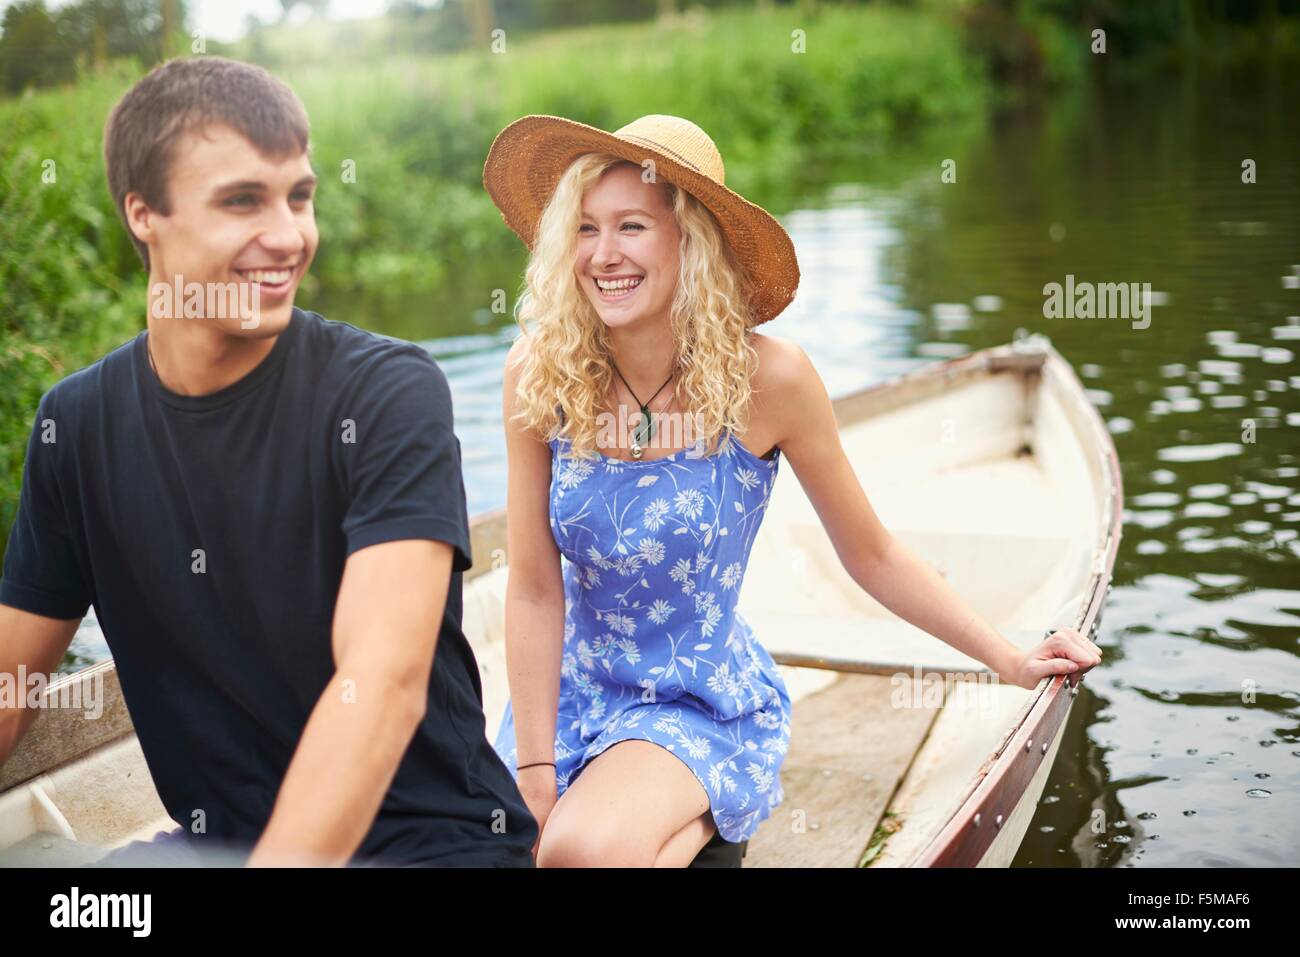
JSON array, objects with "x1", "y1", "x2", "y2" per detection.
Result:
[{"x1": 613, "y1": 114, "x2": 726, "y2": 185}]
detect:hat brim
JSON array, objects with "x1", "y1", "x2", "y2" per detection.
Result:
[{"x1": 482, "y1": 114, "x2": 799, "y2": 327}]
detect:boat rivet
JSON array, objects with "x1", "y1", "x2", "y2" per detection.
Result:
[
  {"x1": 1041, "y1": 741, "x2": 1048, "y2": 754},
  {"x1": 995, "y1": 815, "x2": 1004, "y2": 829},
  {"x1": 1025, "y1": 739, "x2": 1032, "y2": 751},
  {"x1": 973, "y1": 813, "x2": 981, "y2": 828},
  {"x1": 1070, "y1": 685, "x2": 1079, "y2": 698}
]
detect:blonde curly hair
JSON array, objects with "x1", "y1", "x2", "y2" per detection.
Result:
[{"x1": 508, "y1": 152, "x2": 758, "y2": 459}]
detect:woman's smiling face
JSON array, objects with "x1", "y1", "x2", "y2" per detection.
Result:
[{"x1": 574, "y1": 162, "x2": 681, "y2": 331}]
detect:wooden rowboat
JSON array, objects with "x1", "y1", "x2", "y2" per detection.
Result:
[{"x1": 0, "y1": 333, "x2": 1121, "y2": 867}]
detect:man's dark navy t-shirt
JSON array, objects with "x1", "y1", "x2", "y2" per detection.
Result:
[{"x1": 0, "y1": 308, "x2": 537, "y2": 866}]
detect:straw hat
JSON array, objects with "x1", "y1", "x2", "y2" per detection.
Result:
[{"x1": 482, "y1": 114, "x2": 799, "y2": 327}]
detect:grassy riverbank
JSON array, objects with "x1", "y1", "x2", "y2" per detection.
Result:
[{"x1": 0, "y1": 3, "x2": 1006, "y2": 550}]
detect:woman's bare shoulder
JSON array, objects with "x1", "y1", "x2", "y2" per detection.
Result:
[
  {"x1": 748, "y1": 331, "x2": 818, "y2": 398},
  {"x1": 505, "y1": 332, "x2": 530, "y2": 368},
  {"x1": 503, "y1": 333, "x2": 537, "y2": 399}
]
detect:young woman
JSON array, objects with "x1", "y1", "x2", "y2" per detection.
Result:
[{"x1": 482, "y1": 114, "x2": 1101, "y2": 868}]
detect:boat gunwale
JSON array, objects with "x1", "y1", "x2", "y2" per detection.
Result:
[{"x1": 908, "y1": 343, "x2": 1123, "y2": 866}]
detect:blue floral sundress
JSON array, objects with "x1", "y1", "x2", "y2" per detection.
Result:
[{"x1": 492, "y1": 427, "x2": 793, "y2": 844}]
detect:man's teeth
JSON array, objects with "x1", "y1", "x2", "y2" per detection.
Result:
[
  {"x1": 596, "y1": 277, "x2": 642, "y2": 291},
  {"x1": 240, "y1": 268, "x2": 293, "y2": 284}
]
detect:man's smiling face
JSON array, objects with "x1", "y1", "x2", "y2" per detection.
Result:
[{"x1": 138, "y1": 122, "x2": 318, "y2": 338}]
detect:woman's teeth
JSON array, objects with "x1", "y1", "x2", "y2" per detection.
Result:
[
  {"x1": 596, "y1": 277, "x2": 642, "y2": 298},
  {"x1": 238, "y1": 268, "x2": 293, "y2": 285}
]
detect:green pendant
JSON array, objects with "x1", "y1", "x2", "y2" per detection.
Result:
[{"x1": 633, "y1": 404, "x2": 655, "y2": 446}]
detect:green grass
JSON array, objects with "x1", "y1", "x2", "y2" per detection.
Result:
[
  {"x1": 270, "y1": 5, "x2": 991, "y2": 295},
  {"x1": 0, "y1": 4, "x2": 994, "y2": 554}
]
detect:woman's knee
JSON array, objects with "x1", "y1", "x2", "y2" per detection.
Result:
[{"x1": 535, "y1": 812, "x2": 658, "y2": 867}]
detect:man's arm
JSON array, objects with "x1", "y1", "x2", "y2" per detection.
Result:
[
  {"x1": 1, "y1": 390, "x2": 92, "y2": 767},
  {"x1": 245, "y1": 538, "x2": 451, "y2": 867},
  {"x1": 0, "y1": 606, "x2": 79, "y2": 766}
]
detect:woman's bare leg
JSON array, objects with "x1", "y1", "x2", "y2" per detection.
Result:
[
  {"x1": 653, "y1": 810, "x2": 716, "y2": 867},
  {"x1": 536, "y1": 739, "x2": 714, "y2": 867}
]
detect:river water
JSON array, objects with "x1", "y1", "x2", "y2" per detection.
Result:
[{"x1": 70, "y1": 62, "x2": 1298, "y2": 867}]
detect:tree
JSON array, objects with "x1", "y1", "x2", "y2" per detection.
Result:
[{"x1": 0, "y1": 0, "x2": 76, "y2": 94}]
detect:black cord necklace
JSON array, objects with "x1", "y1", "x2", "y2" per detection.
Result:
[{"x1": 610, "y1": 358, "x2": 674, "y2": 459}]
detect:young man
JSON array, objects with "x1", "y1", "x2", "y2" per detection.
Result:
[{"x1": 0, "y1": 56, "x2": 537, "y2": 866}]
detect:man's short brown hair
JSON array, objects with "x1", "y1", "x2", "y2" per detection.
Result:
[{"x1": 103, "y1": 56, "x2": 311, "y2": 271}]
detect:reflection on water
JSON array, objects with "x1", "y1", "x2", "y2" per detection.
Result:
[
  {"x1": 68, "y1": 64, "x2": 1299, "y2": 868},
  {"x1": 893, "y1": 69, "x2": 1300, "y2": 869}
]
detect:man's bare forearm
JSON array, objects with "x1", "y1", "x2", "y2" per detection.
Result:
[
  {"x1": 0, "y1": 712, "x2": 27, "y2": 768},
  {"x1": 0, "y1": 606, "x2": 79, "y2": 768},
  {"x1": 246, "y1": 659, "x2": 426, "y2": 866},
  {"x1": 247, "y1": 539, "x2": 450, "y2": 865},
  {"x1": 0, "y1": 707, "x2": 43, "y2": 768}
]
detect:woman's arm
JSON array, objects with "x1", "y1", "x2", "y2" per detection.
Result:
[
  {"x1": 500, "y1": 336, "x2": 567, "y2": 776},
  {"x1": 754, "y1": 335, "x2": 1101, "y2": 690}
]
